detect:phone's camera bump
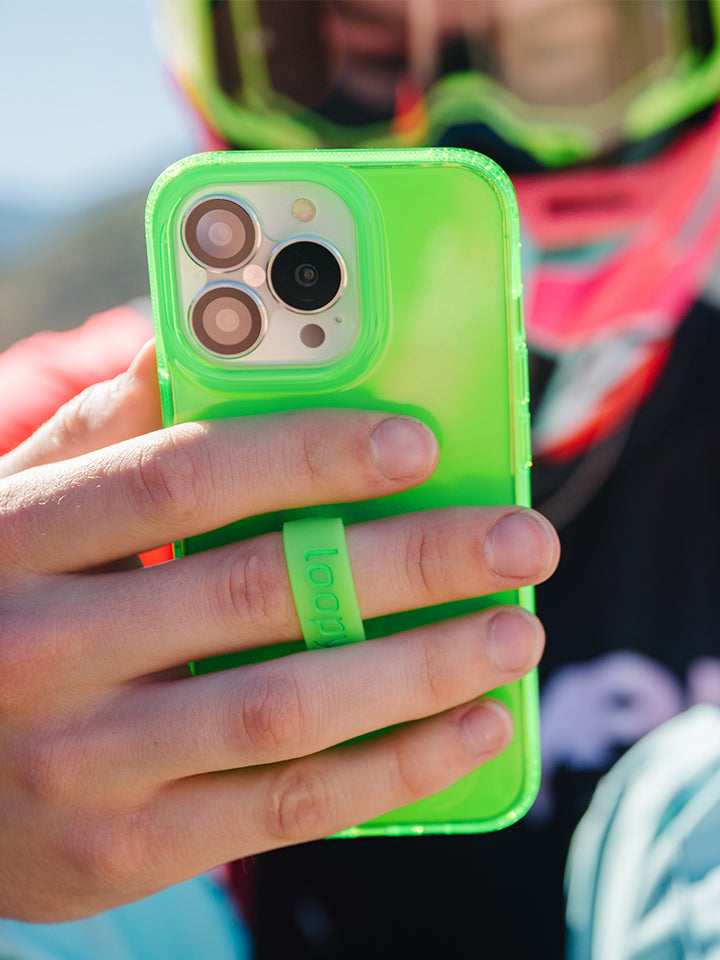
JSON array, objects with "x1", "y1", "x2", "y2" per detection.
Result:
[
  {"x1": 183, "y1": 197, "x2": 259, "y2": 271},
  {"x1": 269, "y1": 239, "x2": 345, "y2": 312},
  {"x1": 190, "y1": 284, "x2": 266, "y2": 357}
]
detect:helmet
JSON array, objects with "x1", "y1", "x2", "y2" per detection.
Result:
[
  {"x1": 157, "y1": 0, "x2": 720, "y2": 167},
  {"x1": 154, "y1": 1, "x2": 720, "y2": 470}
]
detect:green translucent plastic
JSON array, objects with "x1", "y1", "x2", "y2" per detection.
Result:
[
  {"x1": 282, "y1": 517, "x2": 366, "y2": 649},
  {"x1": 146, "y1": 148, "x2": 535, "y2": 835}
]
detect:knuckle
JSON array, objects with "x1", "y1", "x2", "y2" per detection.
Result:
[
  {"x1": 415, "y1": 636, "x2": 456, "y2": 708},
  {"x1": 215, "y1": 539, "x2": 286, "y2": 633},
  {"x1": 0, "y1": 618, "x2": 53, "y2": 718},
  {"x1": 61, "y1": 811, "x2": 155, "y2": 893},
  {"x1": 289, "y1": 424, "x2": 333, "y2": 487},
  {"x1": 130, "y1": 426, "x2": 212, "y2": 523},
  {"x1": 389, "y1": 737, "x2": 444, "y2": 803},
  {"x1": 239, "y1": 670, "x2": 307, "y2": 758},
  {"x1": 19, "y1": 733, "x2": 86, "y2": 807},
  {"x1": 265, "y1": 766, "x2": 336, "y2": 842},
  {"x1": 47, "y1": 387, "x2": 99, "y2": 457},
  {"x1": 401, "y1": 523, "x2": 451, "y2": 601}
]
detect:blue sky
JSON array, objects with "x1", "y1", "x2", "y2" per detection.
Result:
[{"x1": 1, "y1": 0, "x2": 196, "y2": 214}]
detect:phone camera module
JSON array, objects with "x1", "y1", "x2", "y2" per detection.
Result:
[
  {"x1": 190, "y1": 285, "x2": 266, "y2": 357},
  {"x1": 183, "y1": 197, "x2": 259, "y2": 272},
  {"x1": 269, "y1": 239, "x2": 345, "y2": 312}
]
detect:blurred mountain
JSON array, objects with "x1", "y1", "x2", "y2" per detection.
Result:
[
  {"x1": 0, "y1": 192, "x2": 150, "y2": 353},
  {"x1": 0, "y1": 207, "x2": 66, "y2": 267}
]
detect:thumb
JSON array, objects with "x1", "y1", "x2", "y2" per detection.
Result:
[{"x1": 0, "y1": 339, "x2": 162, "y2": 478}]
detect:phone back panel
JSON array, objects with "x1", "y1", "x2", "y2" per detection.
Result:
[{"x1": 146, "y1": 148, "x2": 535, "y2": 835}]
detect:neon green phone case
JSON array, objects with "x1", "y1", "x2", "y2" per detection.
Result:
[{"x1": 146, "y1": 148, "x2": 535, "y2": 836}]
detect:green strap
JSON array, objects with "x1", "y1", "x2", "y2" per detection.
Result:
[{"x1": 282, "y1": 517, "x2": 366, "y2": 649}]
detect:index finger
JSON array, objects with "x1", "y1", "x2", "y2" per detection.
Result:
[{"x1": 0, "y1": 410, "x2": 438, "y2": 575}]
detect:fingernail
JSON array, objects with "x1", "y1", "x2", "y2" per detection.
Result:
[
  {"x1": 459, "y1": 701, "x2": 512, "y2": 757},
  {"x1": 486, "y1": 609, "x2": 542, "y2": 674},
  {"x1": 485, "y1": 510, "x2": 552, "y2": 578},
  {"x1": 368, "y1": 417, "x2": 437, "y2": 480}
]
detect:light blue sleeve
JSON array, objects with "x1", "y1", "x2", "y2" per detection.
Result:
[
  {"x1": 0, "y1": 872, "x2": 253, "y2": 960},
  {"x1": 565, "y1": 705, "x2": 720, "y2": 960}
]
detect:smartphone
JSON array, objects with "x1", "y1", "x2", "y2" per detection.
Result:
[{"x1": 146, "y1": 148, "x2": 535, "y2": 836}]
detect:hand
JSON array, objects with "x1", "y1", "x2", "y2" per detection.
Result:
[{"x1": 0, "y1": 341, "x2": 559, "y2": 921}]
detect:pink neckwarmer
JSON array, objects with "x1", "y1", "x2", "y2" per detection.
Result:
[{"x1": 514, "y1": 107, "x2": 720, "y2": 461}]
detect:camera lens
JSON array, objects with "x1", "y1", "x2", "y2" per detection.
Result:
[
  {"x1": 183, "y1": 197, "x2": 258, "y2": 271},
  {"x1": 190, "y1": 285, "x2": 266, "y2": 356},
  {"x1": 269, "y1": 239, "x2": 344, "y2": 312},
  {"x1": 295, "y1": 264, "x2": 319, "y2": 287}
]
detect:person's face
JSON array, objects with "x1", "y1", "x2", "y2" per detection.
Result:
[
  {"x1": 203, "y1": 0, "x2": 685, "y2": 160},
  {"x1": 318, "y1": 0, "x2": 675, "y2": 147}
]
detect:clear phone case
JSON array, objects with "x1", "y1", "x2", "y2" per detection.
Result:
[{"x1": 146, "y1": 148, "x2": 535, "y2": 835}]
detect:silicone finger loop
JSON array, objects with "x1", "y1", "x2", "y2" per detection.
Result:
[{"x1": 283, "y1": 517, "x2": 366, "y2": 650}]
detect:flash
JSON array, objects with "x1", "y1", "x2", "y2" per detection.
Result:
[
  {"x1": 242, "y1": 264, "x2": 266, "y2": 288},
  {"x1": 291, "y1": 198, "x2": 317, "y2": 223}
]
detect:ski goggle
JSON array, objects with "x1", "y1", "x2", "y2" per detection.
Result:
[{"x1": 157, "y1": 0, "x2": 720, "y2": 166}]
